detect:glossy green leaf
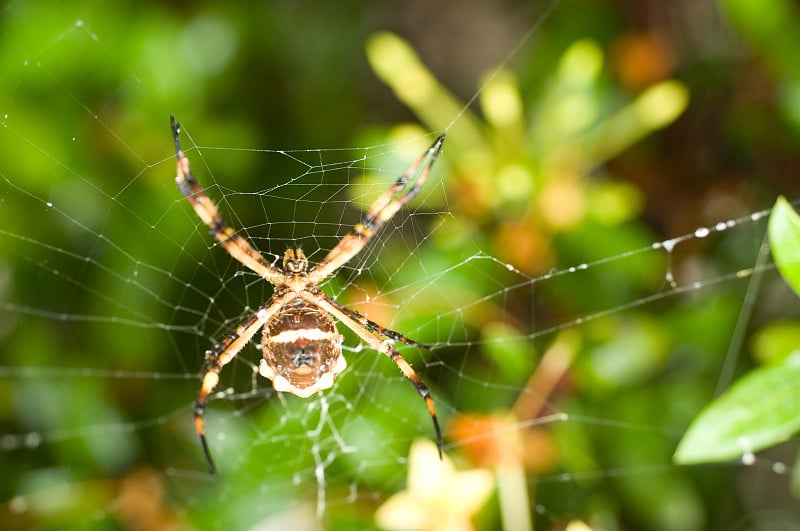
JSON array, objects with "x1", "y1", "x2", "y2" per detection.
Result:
[
  {"x1": 674, "y1": 350, "x2": 800, "y2": 464},
  {"x1": 769, "y1": 196, "x2": 800, "y2": 298}
]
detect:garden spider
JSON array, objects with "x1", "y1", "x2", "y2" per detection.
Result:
[{"x1": 170, "y1": 116, "x2": 445, "y2": 473}]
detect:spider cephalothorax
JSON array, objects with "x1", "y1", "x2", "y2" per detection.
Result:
[
  {"x1": 170, "y1": 116, "x2": 445, "y2": 472},
  {"x1": 282, "y1": 247, "x2": 308, "y2": 276}
]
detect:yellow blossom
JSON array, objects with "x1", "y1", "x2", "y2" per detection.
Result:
[{"x1": 375, "y1": 439, "x2": 494, "y2": 531}]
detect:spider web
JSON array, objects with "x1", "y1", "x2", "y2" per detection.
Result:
[{"x1": 2, "y1": 1, "x2": 800, "y2": 529}]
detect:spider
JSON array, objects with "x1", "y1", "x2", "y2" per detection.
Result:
[{"x1": 170, "y1": 116, "x2": 445, "y2": 473}]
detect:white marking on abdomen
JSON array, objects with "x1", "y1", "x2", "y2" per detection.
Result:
[{"x1": 268, "y1": 328, "x2": 336, "y2": 343}]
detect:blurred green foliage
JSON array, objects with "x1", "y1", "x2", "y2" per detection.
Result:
[
  {"x1": 672, "y1": 199, "x2": 800, "y2": 473},
  {"x1": 3, "y1": 0, "x2": 800, "y2": 530}
]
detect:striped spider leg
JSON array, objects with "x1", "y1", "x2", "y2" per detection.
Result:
[
  {"x1": 306, "y1": 133, "x2": 445, "y2": 285},
  {"x1": 171, "y1": 116, "x2": 445, "y2": 472}
]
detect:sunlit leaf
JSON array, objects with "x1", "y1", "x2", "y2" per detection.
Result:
[
  {"x1": 769, "y1": 196, "x2": 800, "y2": 298},
  {"x1": 674, "y1": 350, "x2": 800, "y2": 464}
]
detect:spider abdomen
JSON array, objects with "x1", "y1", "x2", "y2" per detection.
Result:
[{"x1": 258, "y1": 298, "x2": 346, "y2": 398}]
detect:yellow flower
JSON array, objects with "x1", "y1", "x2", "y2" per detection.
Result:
[{"x1": 375, "y1": 439, "x2": 494, "y2": 531}]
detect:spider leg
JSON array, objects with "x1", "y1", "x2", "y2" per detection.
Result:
[
  {"x1": 194, "y1": 292, "x2": 295, "y2": 473},
  {"x1": 307, "y1": 134, "x2": 445, "y2": 285},
  {"x1": 303, "y1": 292, "x2": 443, "y2": 459},
  {"x1": 321, "y1": 294, "x2": 431, "y2": 350},
  {"x1": 170, "y1": 116, "x2": 285, "y2": 287}
]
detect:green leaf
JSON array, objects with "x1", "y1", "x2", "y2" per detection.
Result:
[
  {"x1": 751, "y1": 320, "x2": 800, "y2": 365},
  {"x1": 769, "y1": 196, "x2": 800, "y2": 298},
  {"x1": 674, "y1": 350, "x2": 800, "y2": 464}
]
